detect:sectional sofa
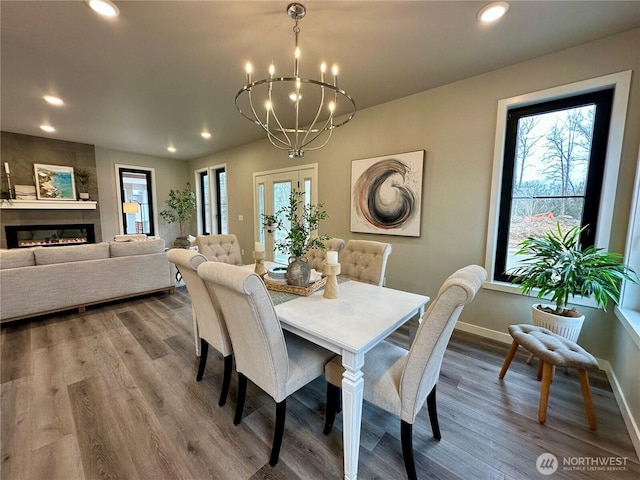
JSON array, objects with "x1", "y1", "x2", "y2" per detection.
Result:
[{"x1": 0, "y1": 238, "x2": 174, "y2": 323}]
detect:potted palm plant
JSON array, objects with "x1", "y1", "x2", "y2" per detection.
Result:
[
  {"x1": 510, "y1": 223, "x2": 637, "y2": 341},
  {"x1": 159, "y1": 183, "x2": 196, "y2": 248},
  {"x1": 74, "y1": 168, "x2": 93, "y2": 200},
  {"x1": 262, "y1": 189, "x2": 330, "y2": 286}
]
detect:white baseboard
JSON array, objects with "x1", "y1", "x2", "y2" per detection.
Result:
[
  {"x1": 454, "y1": 321, "x2": 640, "y2": 461},
  {"x1": 455, "y1": 321, "x2": 513, "y2": 344},
  {"x1": 598, "y1": 360, "x2": 640, "y2": 461}
]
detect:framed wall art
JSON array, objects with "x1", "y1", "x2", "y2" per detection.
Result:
[
  {"x1": 350, "y1": 150, "x2": 425, "y2": 237},
  {"x1": 34, "y1": 164, "x2": 76, "y2": 200}
]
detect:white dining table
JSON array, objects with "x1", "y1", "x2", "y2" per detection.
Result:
[{"x1": 273, "y1": 279, "x2": 429, "y2": 480}]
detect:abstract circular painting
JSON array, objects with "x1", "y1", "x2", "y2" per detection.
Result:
[{"x1": 350, "y1": 150, "x2": 424, "y2": 236}]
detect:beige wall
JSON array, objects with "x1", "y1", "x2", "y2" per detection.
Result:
[{"x1": 95, "y1": 147, "x2": 192, "y2": 244}]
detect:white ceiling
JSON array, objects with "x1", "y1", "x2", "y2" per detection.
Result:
[{"x1": 2, "y1": 1, "x2": 639, "y2": 161}]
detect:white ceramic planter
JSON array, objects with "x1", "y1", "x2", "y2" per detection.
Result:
[{"x1": 531, "y1": 304, "x2": 585, "y2": 342}]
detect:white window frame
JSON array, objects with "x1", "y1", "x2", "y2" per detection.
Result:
[
  {"x1": 115, "y1": 164, "x2": 158, "y2": 236},
  {"x1": 484, "y1": 70, "x2": 632, "y2": 309},
  {"x1": 616, "y1": 146, "x2": 640, "y2": 348}
]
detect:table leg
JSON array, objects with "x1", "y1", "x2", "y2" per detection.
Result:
[{"x1": 341, "y1": 350, "x2": 364, "y2": 480}]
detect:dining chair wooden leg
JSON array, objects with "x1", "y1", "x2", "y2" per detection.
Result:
[
  {"x1": 234, "y1": 373, "x2": 247, "y2": 426},
  {"x1": 270, "y1": 400, "x2": 287, "y2": 466},
  {"x1": 538, "y1": 361, "x2": 552, "y2": 424},
  {"x1": 426, "y1": 385, "x2": 441, "y2": 441},
  {"x1": 499, "y1": 341, "x2": 519, "y2": 379},
  {"x1": 401, "y1": 420, "x2": 417, "y2": 480},
  {"x1": 324, "y1": 383, "x2": 341, "y2": 435},
  {"x1": 577, "y1": 369, "x2": 597, "y2": 430},
  {"x1": 219, "y1": 355, "x2": 233, "y2": 407},
  {"x1": 196, "y1": 339, "x2": 209, "y2": 381}
]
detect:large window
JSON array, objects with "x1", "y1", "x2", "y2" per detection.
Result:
[
  {"x1": 494, "y1": 89, "x2": 613, "y2": 282},
  {"x1": 117, "y1": 166, "x2": 155, "y2": 236},
  {"x1": 485, "y1": 71, "x2": 632, "y2": 293},
  {"x1": 196, "y1": 166, "x2": 227, "y2": 235}
]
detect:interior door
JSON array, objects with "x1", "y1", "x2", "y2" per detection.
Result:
[{"x1": 254, "y1": 166, "x2": 317, "y2": 264}]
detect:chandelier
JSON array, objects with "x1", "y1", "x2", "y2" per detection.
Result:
[{"x1": 235, "y1": 3, "x2": 356, "y2": 159}]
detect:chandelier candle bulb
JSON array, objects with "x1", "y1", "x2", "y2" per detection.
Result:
[{"x1": 4, "y1": 162, "x2": 9, "y2": 174}]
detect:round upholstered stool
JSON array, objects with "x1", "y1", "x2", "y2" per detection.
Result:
[{"x1": 499, "y1": 324, "x2": 599, "y2": 430}]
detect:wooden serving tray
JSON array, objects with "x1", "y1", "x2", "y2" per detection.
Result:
[{"x1": 263, "y1": 275, "x2": 327, "y2": 296}]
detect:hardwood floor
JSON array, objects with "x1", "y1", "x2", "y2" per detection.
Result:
[{"x1": 2, "y1": 286, "x2": 639, "y2": 479}]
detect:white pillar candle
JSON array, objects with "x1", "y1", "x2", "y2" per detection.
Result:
[
  {"x1": 255, "y1": 242, "x2": 264, "y2": 252},
  {"x1": 3, "y1": 162, "x2": 9, "y2": 174},
  {"x1": 326, "y1": 250, "x2": 338, "y2": 265}
]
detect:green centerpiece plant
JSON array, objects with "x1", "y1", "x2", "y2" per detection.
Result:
[
  {"x1": 510, "y1": 223, "x2": 637, "y2": 339},
  {"x1": 262, "y1": 189, "x2": 330, "y2": 286},
  {"x1": 160, "y1": 183, "x2": 196, "y2": 248}
]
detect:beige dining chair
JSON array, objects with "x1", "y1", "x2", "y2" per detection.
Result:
[
  {"x1": 323, "y1": 265, "x2": 487, "y2": 480},
  {"x1": 340, "y1": 239, "x2": 392, "y2": 286},
  {"x1": 306, "y1": 237, "x2": 346, "y2": 272},
  {"x1": 197, "y1": 261, "x2": 335, "y2": 467},
  {"x1": 195, "y1": 234, "x2": 243, "y2": 265},
  {"x1": 166, "y1": 248, "x2": 233, "y2": 406}
]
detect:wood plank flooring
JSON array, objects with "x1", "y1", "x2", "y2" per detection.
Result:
[{"x1": 2, "y1": 286, "x2": 639, "y2": 479}]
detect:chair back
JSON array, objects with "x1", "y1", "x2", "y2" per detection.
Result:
[
  {"x1": 306, "y1": 238, "x2": 346, "y2": 272},
  {"x1": 340, "y1": 240, "x2": 392, "y2": 286},
  {"x1": 166, "y1": 248, "x2": 232, "y2": 356},
  {"x1": 399, "y1": 265, "x2": 486, "y2": 423},
  {"x1": 197, "y1": 262, "x2": 290, "y2": 402},
  {"x1": 196, "y1": 234, "x2": 243, "y2": 265}
]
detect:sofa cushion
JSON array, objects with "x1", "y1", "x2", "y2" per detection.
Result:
[
  {"x1": 0, "y1": 248, "x2": 36, "y2": 269},
  {"x1": 34, "y1": 242, "x2": 110, "y2": 265},
  {"x1": 110, "y1": 238, "x2": 165, "y2": 257}
]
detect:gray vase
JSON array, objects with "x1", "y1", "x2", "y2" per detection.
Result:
[
  {"x1": 173, "y1": 236, "x2": 190, "y2": 249},
  {"x1": 286, "y1": 256, "x2": 311, "y2": 286}
]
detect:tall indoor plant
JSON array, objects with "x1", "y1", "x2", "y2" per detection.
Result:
[
  {"x1": 510, "y1": 223, "x2": 637, "y2": 340},
  {"x1": 262, "y1": 189, "x2": 329, "y2": 286},
  {"x1": 160, "y1": 183, "x2": 196, "y2": 248}
]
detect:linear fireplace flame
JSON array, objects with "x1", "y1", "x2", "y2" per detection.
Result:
[{"x1": 5, "y1": 224, "x2": 96, "y2": 249}]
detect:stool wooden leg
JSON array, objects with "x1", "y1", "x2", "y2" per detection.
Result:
[
  {"x1": 526, "y1": 353, "x2": 534, "y2": 364},
  {"x1": 499, "y1": 341, "x2": 519, "y2": 379},
  {"x1": 538, "y1": 361, "x2": 553, "y2": 424},
  {"x1": 578, "y1": 369, "x2": 597, "y2": 430},
  {"x1": 536, "y1": 358, "x2": 543, "y2": 381}
]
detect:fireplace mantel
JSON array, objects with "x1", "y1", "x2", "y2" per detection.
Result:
[{"x1": 0, "y1": 200, "x2": 97, "y2": 210}]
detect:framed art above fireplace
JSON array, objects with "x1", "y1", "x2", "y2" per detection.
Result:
[{"x1": 34, "y1": 164, "x2": 76, "y2": 200}]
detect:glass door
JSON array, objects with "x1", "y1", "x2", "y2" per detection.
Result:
[{"x1": 254, "y1": 165, "x2": 317, "y2": 263}]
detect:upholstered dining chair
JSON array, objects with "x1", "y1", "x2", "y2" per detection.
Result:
[
  {"x1": 197, "y1": 261, "x2": 336, "y2": 467},
  {"x1": 340, "y1": 239, "x2": 392, "y2": 286},
  {"x1": 195, "y1": 234, "x2": 243, "y2": 265},
  {"x1": 166, "y1": 248, "x2": 233, "y2": 406},
  {"x1": 323, "y1": 265, "x2": 487, "y2": 480},
  {"x1": 306, "y1": 237, "x2": 346, "y2": 272}
]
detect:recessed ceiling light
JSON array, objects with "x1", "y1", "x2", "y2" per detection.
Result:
[
  {"x1": 201, "y1": 131, "x2": 211, "y2": 139},
  {"x1": 167, "y1": 146, "x2": 176, "y2": 153},
  {"x1": 40, "y1": 125, "x2": 56, "y2": 133},
  {"x1": 85, "y1": 0, "x2": 120, "y2": 17},
  {"x1": 43, "y1": 95, "x2": 64, "y2": 106},
  {"x1": 478, "y1": 2, "x2": 509, "y2": 23}
]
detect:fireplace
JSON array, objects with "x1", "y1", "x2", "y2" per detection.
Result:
[{"x1": 5, "y1": 224, "x2": 96, "y2": 249}]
